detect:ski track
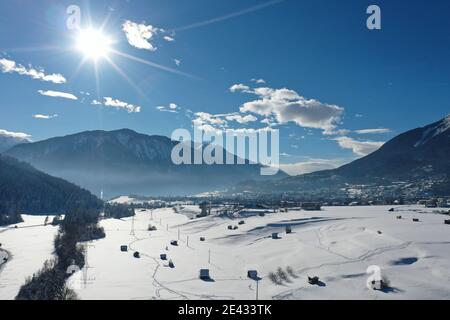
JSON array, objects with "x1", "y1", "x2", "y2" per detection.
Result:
[{"x1": 59, "y1": 205, "x2": 450, "y2": 300}]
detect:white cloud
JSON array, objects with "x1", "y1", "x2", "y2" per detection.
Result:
[
  {"x1": 122, "y1": 20, "x2": 176, "y2": 51},
  {"x1": 0, "y1": 58, "x2": 66, "y2": 84},
  {"x1": 355, "y1": 128, "x2": 391, "y2": 134},
  {"x1": 156, "y1": 103, "x2": 179, "y2": 113},
  {"x1": 229, "y1": 83, "x2": 251, "y2": 93},
  {"x1": 334, "y1": 136, "x2": 384, "y2": 156},
  {"x1": 103, "y1": 97, "x2": 141, "y2": 113},
  {"x1": 280, "y1": 158, "x2": 347, "y2": 176},
  {"x1": 174, "y1": 59, "x2": 181, "y2": 66},
  {"x1": 33, "y1": 114, "x2": 58, "y2": 119},
  {"x1": 235, "y1": 86, "x2": 344, "y2": 133},
  {"x1": 122, "y1": 20, "x2": 160, "y2": 51},
  {"x1": 91, "y1": 97, "x2": 141, "y2": 113},
  {"x1": 323, "y1": 128, "x2": 351, "y2": 136},
  {"x1": 38, "y1": 90, "x2": 78, "y2": 100},
  {"x1": 225, "y1": 114, "x2": 257, "y2": 124},
  {"x1": 251, "y1": 78, "x2": 266, "y2": 84},
  {"x1": 193, "y1": 112, "x2": 227, "y2": 127},
  {"x1": 0, "y1": 129, "x2": 31, "y2": 141}
]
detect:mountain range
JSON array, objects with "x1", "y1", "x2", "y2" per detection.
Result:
[
  {"x1": 4, "y1": 129, "x2": 284, "y2": 197},
  {"x1": 3, "y1": 115, "x2": 450, "y2": 200},
  {"x1": 234, "y1": 115, "x2": 450, "y2": 198}
]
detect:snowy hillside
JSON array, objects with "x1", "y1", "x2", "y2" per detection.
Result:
[
  {"x1": 0, "y1": 215, "x2": 58, "y2": 299},
  {"x1": 66, "y1": 205, "x2": 450, "y2": 300}
]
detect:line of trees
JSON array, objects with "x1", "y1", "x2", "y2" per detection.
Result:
[{"x1": 16, "y1": 205, "x2": 106, "y2": 300}]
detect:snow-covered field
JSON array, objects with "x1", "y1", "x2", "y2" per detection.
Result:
[
  {"x1": 0, "y1": 215, "x2": 58, "y2": 300},
  {"x1": 67, "y1": 205, "x2": 450, "y2": 300}
]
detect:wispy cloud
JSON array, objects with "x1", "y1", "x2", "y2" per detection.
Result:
[
  {"x1": 355, "y1": 128, "x2": 391, "y2": 134},
  {"x1": 174, "y1": 59, "x2": 181, "y2": 66},
  {"x1": 334, "y1": 136, "x2": 384, "y2": 156},
  {"x1": 33, "y1": 114, "x2": 58, "y2": 119},
  {"x1": 251, "y1": 78, "x2": 266, "y2": 84},
  {"x1": 280, "y1": 157, "x2": 348, "y2": 176},
  {"x1": 92, "y1": 97, "x2": 141, "y2": 113},
  {"x1": 37, "y1": 90, "x2": 78, "y2": 100},
  {"x1": 164, "y1": 36, "x2": 175, "y2": 42},
  {"x1": 225, "y1": 113, "x2": 257, "y2": 124},
  {"x1": 156, "y1": 103, "x2": 179, "y2": 113},
  {"x1": 0, "y1": 129, "x2": 31, "y2": 141},
  {"x1": 0, "y1": 58, "x2": 66, "y2": 84}
]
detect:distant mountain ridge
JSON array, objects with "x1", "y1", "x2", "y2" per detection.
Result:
[
  {"x1": 0, "y1": 131, "x2": 29, "y2": 152},
  {"x1": 234, "y1": 115, "x2": 450, "y2": 198},
  {"x1": 5, "y1": 129, "x2": 285, "y2": 197}
]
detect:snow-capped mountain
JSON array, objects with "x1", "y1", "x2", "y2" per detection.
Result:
[
  {"x1": 5, "y1": 129, "x2": 284, "y2": 197},
  {"x1": 235, "y1": 114, "x2": 450, "y2": 197}
]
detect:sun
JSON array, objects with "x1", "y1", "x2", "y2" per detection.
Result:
[{"x1": 76, "y1": 28, "x2": 112, "y2": 60}]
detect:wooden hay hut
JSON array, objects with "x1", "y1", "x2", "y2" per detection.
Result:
[
  {"x1": 199, "y1": 269, "x2": 210, "y2": 280},
  {"x1": 308, "y1": 276, "x2": 319, "y2": 285},
  {"x1": 247, "y1": 270, "x2": 258, "y2": 279}
]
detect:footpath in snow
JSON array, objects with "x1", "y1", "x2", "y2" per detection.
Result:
[{"x1": 68, "y1": 205, "x2": 450, "y2": 300}]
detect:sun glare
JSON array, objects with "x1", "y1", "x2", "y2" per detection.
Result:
[{"x1": 76, "y1": 28, "x2": 112, "y2": 59}]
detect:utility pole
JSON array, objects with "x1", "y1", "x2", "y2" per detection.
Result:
[
  {"x1": 130, "y1": 215, "x2": 135, "y2": 236},
  {"x1": 256, "y1": 280, "x2": 259, "y2": 300},
  {"x1": 82, "y1": 244, "x2": 95, "y2": 288},
  {"x1": 208, "y1": 249, "x2": 211, "y2": 264},
  {"x1": 187, "y1": 236, "x2": 189, "y2": 247},
  {"x1": 178, "y1": 228, "x2": 180, "y2": 240}
]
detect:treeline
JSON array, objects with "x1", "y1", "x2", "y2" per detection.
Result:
[
  {"x1": 16, "y1": 206, "x2": 105, "y2": 300},
  {"x1": 0, "y1": 155, "x2": 103, "y2": 226},
  {"x1": 104, "y1": 203, "x2": 135, "y2": 219}
]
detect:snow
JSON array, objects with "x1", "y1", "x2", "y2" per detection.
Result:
[
  {"x1": 0, "y1": 215, "x2": 59, "y2": 299},
  {"x1": 108, "y1": 196, "x2": 145, "y2": 205},
  {"x1": 68, "y1": 205, "x2": 450, "y2": 300},
  {"x1": 414, "y1": 116, "x2": 450, "y2": 147}
]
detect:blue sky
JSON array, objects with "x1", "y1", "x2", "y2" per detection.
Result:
[{"x1": 1, "y1": 0, "x2": 450, "y2": 175}]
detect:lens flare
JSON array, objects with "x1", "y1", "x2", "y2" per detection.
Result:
[{"x1": 76, "y1": 28, "x2": 112, "y2": 59}]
